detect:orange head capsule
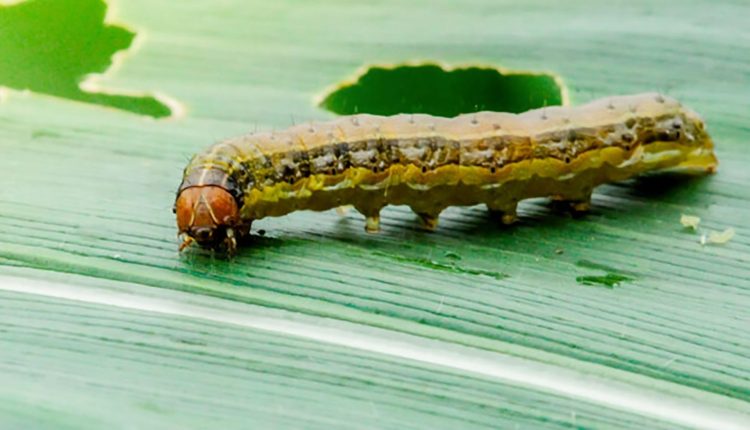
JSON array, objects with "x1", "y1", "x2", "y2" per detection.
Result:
[{"x1": 174, "y1": 186, "x2": 241, "y2": 253}]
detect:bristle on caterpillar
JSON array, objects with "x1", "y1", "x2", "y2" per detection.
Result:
[{"x1": 175, "y1": 93, "x2": 717, "y2": 253}]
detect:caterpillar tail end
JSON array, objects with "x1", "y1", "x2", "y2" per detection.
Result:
[{"x1": 175, "y1": 185, "x2": 243, "y2": 253}]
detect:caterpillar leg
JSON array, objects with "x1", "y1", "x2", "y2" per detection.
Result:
[
  {"x1": 414, "y1": 210, "x2": 441, "y2": 231},
  {"x1": 569, "y1": 199, "x2": 591, "y2": 213},
  {"x1": 487, "y1": 203, "x2": 517, "y2": 225},
  {"x1": 550, "y1": 192, "x2": 592, "y2": 217},
  {"x1": 224, "y1": 227, "x2": 237, "y2": 256},
  {"x1": 354, "y1": 203, "x2": 384, "y2": 233},
  {"x1": 178, "y1": 234, "x2": 194, "y2": 252},
  {"x1": 364, "y1": 214, "x2": 380, "y2": 233}
]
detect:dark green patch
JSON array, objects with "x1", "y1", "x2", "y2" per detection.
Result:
[
  {"x1": 31, "y1": 129, "x2": 62, "y2": 139},
  {"x1": 576, "y1": 273, "x2": 633, "y2": 288},
  {"x1": 442, "y1": 251, "x2": 462, "y2": 260},
  {"x1": 319, "y1": 64, "x2": 563, "y2": 117},
  {"x1": 0, "y1": 0, "x2": 172, "y2": 118},
  {"x1": 374, "y1": 251, "x2": 508, "y2": 280},
  {"x1": 575, "y1": 260, "x2": 636, "y2": 288}
]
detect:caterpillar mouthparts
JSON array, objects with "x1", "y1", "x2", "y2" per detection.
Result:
[
  {"x1": 175, "y1": 93, "x2": 717, "y2": 254},
  {"x1": 174, "y1": 186, "x2": 243, "y2": 254}
]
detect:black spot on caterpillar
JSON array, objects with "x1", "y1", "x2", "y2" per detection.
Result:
[{"x1": 175, "y1": 93, "x2": 717, "y2": 253}]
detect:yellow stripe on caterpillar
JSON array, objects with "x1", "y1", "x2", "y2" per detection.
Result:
[{"x1": 175, "y1": 93, "x2": 717, "y2": 253}]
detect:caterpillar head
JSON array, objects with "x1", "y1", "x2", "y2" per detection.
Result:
[{"x1": 174, "y1": 186, "x2": 242, "y2": 254}]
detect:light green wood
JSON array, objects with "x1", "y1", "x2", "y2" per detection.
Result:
[{"x1": 1, "y1": 280, "x2": 696, "y2": 430}]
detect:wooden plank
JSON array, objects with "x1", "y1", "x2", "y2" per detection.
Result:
[{"x1": 1, "y1": 280, "x2": 703, "y2": 430}]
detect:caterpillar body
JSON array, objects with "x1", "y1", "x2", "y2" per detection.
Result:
[{"x1": 175, "y1": 93, "x2": 717, "y2": 253}]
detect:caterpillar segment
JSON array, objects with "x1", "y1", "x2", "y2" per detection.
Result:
[{"x1": 175, "y1": 93, "x2": 717, "y2": 253}]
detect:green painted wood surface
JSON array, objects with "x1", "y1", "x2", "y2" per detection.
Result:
[
  {"x1": 0, "y1": 279, "x2": 692, "y2": 430},
  {"x1": 1, "y1": 0, "x2": 749, "y2": 428}
]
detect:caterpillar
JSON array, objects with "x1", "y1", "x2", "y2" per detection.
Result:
[{"x1": 175, "y1": 93, "x2": 717, "y2": 254}]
